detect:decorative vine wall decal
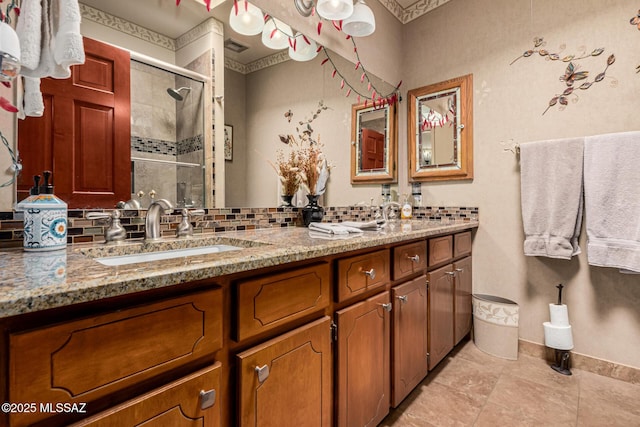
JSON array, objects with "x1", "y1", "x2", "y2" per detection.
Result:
[
  {"x1": 510, "y1": 37, "x2": 616, "y2": 115},
  {"x1": 630, "y1": 10, "x2": 640, "y2": 73}
]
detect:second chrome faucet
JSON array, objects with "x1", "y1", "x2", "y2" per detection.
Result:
[{"x1": 145, "y1": 199, "x2": 174, "y2": 241}]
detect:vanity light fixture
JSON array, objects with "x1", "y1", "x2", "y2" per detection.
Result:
[
  {"x1": 316, "y1": 0, "x2": 354, "y2": 21},
  {"x1": 229, "y1": 0, "x2": 265, "y2": 36},
  {"x1": 0, "y1": 21, "x2": 20, "y2": 82},
  {"x1": 288, "y1": 32, "x2": 319, "y2": 62},
  {"x1": 262, "y1": 17, "x2": 294, "y2": 50},
  {"x1": 342, "y1": 0, "x2": 376, "y2": 37}
]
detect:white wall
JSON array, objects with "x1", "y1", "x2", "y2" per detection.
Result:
[{"x1": 402, "y1": 0, "x2": 640, "y2": 368}]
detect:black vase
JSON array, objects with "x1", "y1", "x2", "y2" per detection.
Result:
[
  {"x1": 302, "y1": 194, "x2": 324, "y2": 227},
  {"x1": 280, "y1": 195, "x2": 294, "y2": 207}
]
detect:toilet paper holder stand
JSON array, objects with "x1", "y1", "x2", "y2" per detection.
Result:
[{"x1": 548, "y1": 284, "x2": 572, "y2": 376}]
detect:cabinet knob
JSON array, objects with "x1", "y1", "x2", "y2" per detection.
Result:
[
  {"x1": 199, "y1": 389, "x2": 216, "y2": 410},
  {"x1": 363, "y1": 268, "x2": 376, "y2": 280},
  {"x1": 255, "y1": 365, "x2": 270, "y2": 383},
  {"x1": 380, "y1": 302, "x2": 392, "y2": 312},
  {"x1": 408, "y1": 254, "x2": 420, "y2": 263},
  {"x1": 397, "y1": 295, "x2": 408, "y2": 304},
  {"x1": 446, "y1": 271, "x2": 456, "y2": 276},
  {"x1": 455, "y1": 268, "x2": 464, "y2": 273}
]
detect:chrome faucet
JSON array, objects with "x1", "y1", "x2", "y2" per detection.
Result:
[
  {"x1": 382, "y1": 201, "x2": 402, "y2": 221},
  {"x1": 145, "y1": 199, "x2": 173, "y2": 241}
]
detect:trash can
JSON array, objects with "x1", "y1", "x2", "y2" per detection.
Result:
[{"x1": 472, "y1": 294, "x2": 519, "y2": 360}]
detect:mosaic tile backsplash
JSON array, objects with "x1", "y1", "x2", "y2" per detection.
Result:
[{"x1": 0, "y1": 206, "x2": 478, "y2": 249}]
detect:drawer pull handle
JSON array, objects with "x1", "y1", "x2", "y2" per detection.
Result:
[
  {"x1": 200, "y1": 389, "x2": 216, "y2": 410},
  {"x1": 397, "y1": 295, "x2": 408, "y2": 304},
  {"x1": 363, "y1": 268, "x2": 376, "y2": 280},
  {"x1": 380, "y1": 303, "x2": 392, "y2": 312},
  {"x1": 446, "y1": 271, "x2": 456, "y2": 277},
  {"x1": 408, "y1": 254, "x2": 420, "y2": 263},
  {"x1": 455, "y1": 268, "x2": 464, "y2": 273},
  {"x1": 255, "y1": 365, "x2": 270, "y2": 383}
]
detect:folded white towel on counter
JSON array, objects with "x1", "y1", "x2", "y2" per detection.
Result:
[
  {"x1": 584, "y1": 131, "x2": 640, "y2": 273},
  {"x1": 519, "y1": 137, "x2": 585, "y2": 259},
  {"x1": 308, "y1": 231, "x2": 359, "y2": 240},
  {"x1": 308, "y1": 222, "x2": 364, "y2": 235},
  {"x1": 340, "y1": 220, "x2": 386, "y2": 230}
]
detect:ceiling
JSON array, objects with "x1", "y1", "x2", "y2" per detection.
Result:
[{"x1": 79, "y1": 0, "x2": 447, "y2": 65}]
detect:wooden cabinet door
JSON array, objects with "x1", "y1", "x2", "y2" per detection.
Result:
[
  {"x1": 70, "y1": 363, "x2": 221, "y2": 427},
  {"x1": 454, "y1": 256, "x2": 473, "y2": 344},
  {"x1": 17, "y1": 37, "x2": 131, "y2": 208},
  {"x1": 427, "y1": 264, "x2": 454, "y2": 370},
  {"x1": 336, "y1": 291, "x2": 390, "y2": 427},
  {"x1": 9, "y1": 289, "x2": 222, "y2": 427},
  {"x1": 391, "y1": 276, "x2": 428, "y2": 408},
  {"x1": 236, "y1": 316, "x2": 332, "y2": 427}
]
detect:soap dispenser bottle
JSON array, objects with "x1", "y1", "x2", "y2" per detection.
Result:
[
  {"x1": 15, "y1": 171, "x2": 68, "y2": 251},
  {"x1": 401, "y1": 194, "x2": 413, "y2": 220}
]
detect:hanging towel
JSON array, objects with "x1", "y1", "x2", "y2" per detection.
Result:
[
  {"x1": 15, "y1": 0, "x2": 43, "y2": 70},
  {"x1": 519, "y1": 137, "x2": 585, "y2": 259},
  {"x1": 51, "y1": 0, "x2": 85, "y2": 78},
  {"x1": 19, "y1": 0, "x2": 56, "y2": 78},
  {"x1": 21, "y1": 77, "x2": 45, "y2": 117},
  {"x1": 584, "y1": 131, "x2": 640, "y2": 272}
]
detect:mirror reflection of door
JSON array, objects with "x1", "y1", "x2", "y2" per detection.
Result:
[{"x1": 361, "y1": 128, "x2": 385, "y2": 171}]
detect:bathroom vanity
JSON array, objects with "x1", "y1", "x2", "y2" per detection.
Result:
[{"x1": 0, "y1": 220, "x2": 476, "y2": 426}]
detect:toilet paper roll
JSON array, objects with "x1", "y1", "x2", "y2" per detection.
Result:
[
  {"x1": 549, "y1": 303, "x2": 569, "y2": 326},
  {"x1": 543, "y1": 322, "x2": 574, "y2": 350}
]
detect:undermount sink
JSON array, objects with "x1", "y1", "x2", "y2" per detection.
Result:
[{"x1": 93, "y1": 244, "x2": 242, "y2": 266}]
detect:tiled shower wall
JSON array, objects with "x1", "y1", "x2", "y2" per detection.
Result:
[{"x1": 0, "y1": 206, "x2": 478, "y2": 248}]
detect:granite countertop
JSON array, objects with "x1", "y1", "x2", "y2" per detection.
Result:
[{"x1": 0, "y1": 220, "x2": 478, "y2": 319}]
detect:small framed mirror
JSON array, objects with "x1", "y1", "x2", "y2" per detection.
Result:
[
  {"x1": 408, "y1": 74, "x2": 473, "y2": 181},
  {"x1": 350, "y1": 101, "x2": 397, "y2": 184}
]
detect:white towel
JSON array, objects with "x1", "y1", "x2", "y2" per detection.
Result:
[
  {"x1": 19, "y1": 0, "x2": 56, "y2": 78},
  {"x1": 584, "y1": 131, "x2": 640, "y2": 272},
  {"x1": 308, "y1": 231, "x2": 357, "y2": 240},
  {"x1": 16, "y1": 0, "x2": 43, "y2": 70},
  {"x1": 520, "y1": 137, "x2": 585, "y2": 259},
  {"x1": 308, "y1": 222, "x2": 364, "y2": 235},
  {"x1": 20, "y1": 77, "x2": 45, "y2": 118},
  {"x1": 51, "y1": 0, "x2": 85, "y2": 78},
  {"x1": 340, "y1": 220, "x2": 385, "y2": 230}
]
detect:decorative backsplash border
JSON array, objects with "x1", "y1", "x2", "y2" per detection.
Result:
[{"x1": 0, "y1": 206, "x2": 478, "y2": 249}]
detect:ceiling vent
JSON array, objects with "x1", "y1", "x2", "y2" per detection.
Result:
[{"x1": 224, "y1": 39, "x2": 249, "y2": 53}]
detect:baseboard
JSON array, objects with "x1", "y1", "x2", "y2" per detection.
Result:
[{"x1": 518, "y1": 339, "x2": 640, "y2": 386}]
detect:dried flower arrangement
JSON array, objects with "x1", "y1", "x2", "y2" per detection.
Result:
[{"x1": 269, "y1": 101, "x2": 332, "y2": 197}]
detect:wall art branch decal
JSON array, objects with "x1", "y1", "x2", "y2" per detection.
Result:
[
  {"x1": 510, "y1": 37, "x2": 616, "y2": 115},
  {"x1": 629, "y1": 9, "x2": 640, "y2": 72}
]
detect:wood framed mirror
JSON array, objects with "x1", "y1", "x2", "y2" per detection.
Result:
[
  {"x1": 350, "y1": 101, "x2": 397, "y2": 184},
  {"x1": 408, "y1": 74, "x2": 473, "y2": 181}
]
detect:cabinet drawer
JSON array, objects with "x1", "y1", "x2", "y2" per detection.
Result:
[
  {"x1": 428, "y1": 235, "x2": 453, "y2": 267},
  {"x1": 236, "y1": 263, "x2": 330, "y2": 341},
  {"x1": 237, "y1": 317, "x2": 332, "y2": 427},
  {"x1": 454, "y1": 231, "x2": 472, "y2": 257},
  {"x1": 9, "y1": 289, "x2": 222, "y2": 427},
  {"x1": 336, "y1": 249, "x2": 390, "y2": 302},
  {"x1": 71, "y1": 363, "x2": 221, "y2": 426},
  {"x1": 392, "y1": 241, "x2": 427, "y2": 281}
]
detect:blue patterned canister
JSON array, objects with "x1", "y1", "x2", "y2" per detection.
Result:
[{"x1": 15, "y1": 194, "x2": 68, "y2": 251}]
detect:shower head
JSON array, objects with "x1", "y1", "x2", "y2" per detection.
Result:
[{"x1": 167, "y1": 86, "x2": 191, "y2": 101}]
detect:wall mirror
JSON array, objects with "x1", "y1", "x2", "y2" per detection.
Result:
[
  {"x1": 350, "y1": 102, "x2": 397, "y2": 184},
  {"x1": 8, "y1": 0, "x2": 398, "y2": 210},
  {"x1": 407, "y1": 74, "x2": 473, "y2": 181}
]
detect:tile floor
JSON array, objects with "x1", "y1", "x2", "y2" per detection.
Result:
[{"x1": 380, "y1": 339, "x2": 640, "y2": 426}]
